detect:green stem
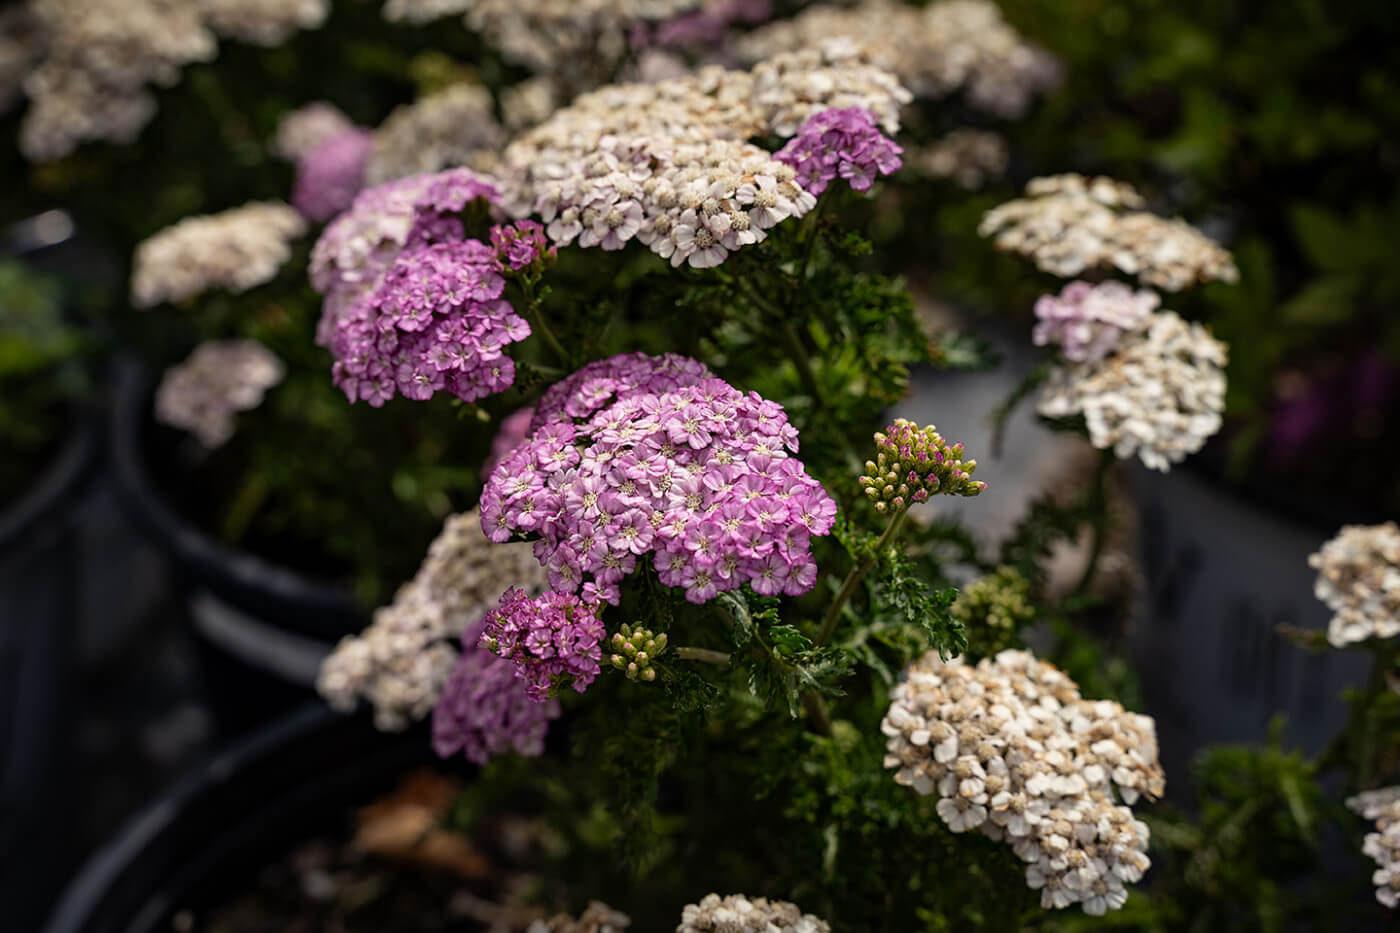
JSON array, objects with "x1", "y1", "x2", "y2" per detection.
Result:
[
  {"x1": 803, "y1": 691, "x2": 833, "y2": 737},
  {"x1": 817, "y1": 509, "x2": 909, "y2": 647},
  {"x1": 1072, "y1": 449, "x2": 1116, "y2": 596},
  {"x1": 673, "y1": 646, "x2": 731, "y2": 666},
  {"x1": 221, "y1": 472, "x2": 269, "y2": 545},
  {"x1": 777, "y1": 319, "x2": 827, "y2": 409},
  {"x1": 521, "y1": 276, "x2": 567, "y2": 366}
]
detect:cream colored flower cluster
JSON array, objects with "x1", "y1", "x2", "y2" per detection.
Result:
[
  {"x1": 980, "y1": 174, "x2": 1239, "y2": 291},
  {"x1": 131, "y1": 201, "x2": 307, "y2": 308},
  {"x1": 678, "y1": 893, "x2": 830, "y2": 933},
  {"x1": 527, "y1": 901, "x2": 633, "y2": 932},
  {"x1": 0, "y1": 7, "x2": 40, "y2": 114},
  {"x1": 1309, "y1": 522, "x2": 1400, "y2": 648},
  {"x1": 273, "y1": 101, "x2": 355, "y2": 162},
  {"x1": 882, "y1": 649, "x2": 1163, "y2": 915},
  {"x1": 905, "y1": 129, "x2": 1008, "y2": 190},
  {"x1": 154, "y1": 339, "x2": 284, "y2": 448},
  {"x1": 317, "y1": 508, "x2": 548, "y2": 731},
  {"x1": 1349, "y1": 787, "x2": 1400, "y2": 908},
  {"x1": 364, "y1": 83, "x2": 507, "y2": 185},
  {"x1": 17, "y1": 0, "x2": 326, "y2": 160},
  {"x1": 736, "y1": 0, "x2": 1058, "y2": 118},
  {"x1": 498, "y1": 46, "x2": 908, "y2": 267},
  {"x1": 1037, "y1": 309, "x2": 1227, "y2": 472}
]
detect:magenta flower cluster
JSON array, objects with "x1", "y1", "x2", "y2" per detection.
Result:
[
  {"x1": 480, "y1": 352, "x2": 838, "y2": 605},
  {"x1": 309, "y1": 169, "x2": 539, "y2": 407},
  {"x1": 291, "y1": 127, "x2": 372, "y2": 223},
  {"x1": 1032, "y1": 280, "x2": 1159, "y2": 363},
  {"x1": 490, "y1": 219, "x2": 554, "y2": 271},
  {"x1": 774, "y1": 107, "x2": 903, "y2": 195},
  {"x1": 479, "y1": 587, "x2": 607, "y2": 701},
  {"x1": 431, "y1": 615, "x2": 561, "y2": 766}
]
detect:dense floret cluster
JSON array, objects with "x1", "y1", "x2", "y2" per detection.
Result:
[
  {"x1": 273, "y1": 100, "x2": 355, "y2": 161},
  {"x1": 364, "y1": 83, "x2": 506, "y2": 185},
  {"x1": 953, "y1": 566, "x2": 1035, "y2": 652},
  {"x1": 1037, "y1": 310, "x2": 1227, "y2": 472},
  {"x1": 1349, "y1": 787, "x2": 1400, "y2": 909},
  {"x1": 482, "y1": 353, "x2": 837, "y2": 605},
  {"x1": 980, "y1": 174, "x2": 1239, "y2": 291},
  {"x1": 308, "y1": 168, "x2": 544, "y2": 406},
  {"x1": 131, "y1": 200, "x2": 306, "y2": 307},
  {"x1": 775, "y1": 107, "x2": 903, "y2": 195},
  {"x1": 527, "y1": 901, "x2": 632, "y2": 932},
  {"x1": 883, "y1": 650, "x2": 1164, "y2": 915},
  {"x1": 153, "y1": 339, "x2": 284, "y2": 448},
  {"x1": 317, "y1": 508, "x2": 547, "y2": 730},
  {"x1": 859, "y1": 419, "x2": 987, "y2": 513},
  {"x1": 1309, "y1": 522, "x2": 1400, "y2": 647},
  {"x1": 735, "y1": 0, "x2": 1058, "y2": 117},
  {"x1": 479, "y1": 587, "x2": 608, "y2": 701},
  {"x1": 1033, "y1": 280, "x2": 1160, "y2": 363},
  {"x1": 678, "y1": 893, "x2": 830, "y2": 933},
  {"x1": 905, "y1": 129, "x2": 1008, "y2": 189}
]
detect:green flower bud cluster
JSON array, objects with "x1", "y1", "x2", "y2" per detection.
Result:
[
  {"x1": 955, "y1": 566, "x2": 1034, "y2": 654},
  {"x1": 609, "y1": 623, "x2": 669, "y2": 682},
  {"x1": 858, "y1": 419, "x2": 987, "y2": 514}
]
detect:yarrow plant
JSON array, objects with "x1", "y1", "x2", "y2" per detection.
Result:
[
  {"x1": 478, "y1": 587, "x2": 608, "y2": 701},
  {"x1": 774, "y1": 107, "x2": 904, "y2": 195}
]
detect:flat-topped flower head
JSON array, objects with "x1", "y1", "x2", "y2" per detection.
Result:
[
  {"x1": 153, "y1": 339, "x2": 284, "y2": 448},
  {"x1": 859, "y1": 419, "x2": 987, "y2": 513},
  {"x1": 309, "y1": 168, "x2": 543, "y2": 406},
  {"x1": 1348, "y1": 787, "x2": 1400, "y2": 908},
  {"x1": 678, "y1": 893, "x2": 830, "y2": 933},
  {"x1": 882, "y1": 649, "x2": 1164, "y2": 915},
  {"x1": 433, "y1": 613, "x2": 561, "y2": 765},
  {"x1": 979, "y1": 173, "x2": 1238, "y2": 291},
  {"x1": 480, "y1": 587, "x2": 608, "y2": 701},
  {"x1": 1032, "y1": 280, "x2": 1159, "y2": 363},
  {"x1": 491, "y1": 219, "x2": 556, "y2": 272},
  {"x1": 775, "y1": 106, "x2": 903, "y2": 195},
  {"x1": 1309, "y1": 522, "x2": 1400, "y2": 648},
  {"x1": 291, "y1": 126, "x2": 372, "y2": 222},
  {"x1": 481, "y1": 352, "x2": 837, "y2": 605},
  {"x1": 1037, "y1": 309, "x2": 1227, "y2": 472}
]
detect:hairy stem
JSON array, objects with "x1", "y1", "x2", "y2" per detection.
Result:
[
  {"x1": 673, "y1": 646, "x2": 731, "y2": 666},
  {"x1": 817, "y1": 508, "x2": 909, "y2": 646}
]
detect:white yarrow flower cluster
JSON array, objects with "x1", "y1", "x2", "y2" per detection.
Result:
[
  {"x1": 526, "y1": 901, "x2": 632, "y2": 932},
  {"x1": 273, "y1": 100, "x2": 355, "y2": 162},
  {"x1": 678, "y1": 893, "x2": 830, "y2": 933},
  {"x1": 16, "y1": 0, "x2": 326, "y2": 160},
  {"x1": 153, "y1": 339, "x2": 284, "y2": 448},
  {"x1": 980, "y1": 174, "x2": 1239, "y2": 291},
  {"x1": 317, "y1": 508, "x2": 548, "y2": 731},
  {"x1": 364, "y1": 83, "x2": 507, "y2": 185},
  {"x1": 882, "y1": 649, "x2": 1164, "y2": 915},
  {"x1": 737, "y1": 0, "x2": 1058, "y2": 118},
  {"x1": 1037, "y1": 309, "x2": 1227, "y2": 472},
  {"x1": 905, "y1": 129, "x2": 1009, "y2": 190},
  {"x1": 1308, "y1": 522, "x2": 1400, "y2": 648},
  {"x1": 499, "y1": 46, "x2": 908, "y2": 268},
  {"x1": 131, "y1": 201, "x2": 307, "y2": 308},
  {"x1": 1349, "y1": 787, "x2": 1400, "y2": 908}
]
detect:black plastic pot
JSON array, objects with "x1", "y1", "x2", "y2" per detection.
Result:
[
  {"x1": 43, "y1": 703, "x2": 436, "y2": 933},
  {"x1": 109, "y1": 358, "x2": 365, "y2": 729},
  {"x1": 0, "y1": 402, "x2": 101, "y2": 933}
]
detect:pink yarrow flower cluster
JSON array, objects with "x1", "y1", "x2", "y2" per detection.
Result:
[
  {"x1": 309, "y1": 169, "x2": 541, "y2": 406},
  {"x1": 480, "y1": 587, "x2": 607, "y2": 701},
  {"x1": 775, "y1": 107, "x2": 903, "y2": 195},
  {"x1": 490, "y1": 219, "x2": 555, "y2": 271},
  {"x1": 291, "y1": 126, "x2": 372, "y2": 223},
  {"x1": 481, "y1": 352, "x2": 838, "y2": 605},
  {"x1": 1033, "y1": 280, "x2": 1159, "y2": 363},
  {"x1": 431, "y1": 615, "x2": 561, "y2": 766}
]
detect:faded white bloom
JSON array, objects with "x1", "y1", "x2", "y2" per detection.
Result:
[
  {"x1": 273, "y1": 100, "x2": 355, "y2": 161},
  {"x1": 1037, "y1": 309, "x2": 1227, "y2": 472},
  {"x1": 197, "y1": 0, "x2": 329, "y2": 45},
  {"x1": 500, "y1": 76, "x2": 558, "y2": 131},
  {"x1": 154, "y1": 339, "x2": 284, "y2": 448},
  {"x1": 317, "y1": 508, "x2": 548, "y2": 732},
  {"x1": 526, "y1": 901, "x2": 631, "y2": 932},
  {"x1": 980, "y1": 174, "x2": 1239, "y2": 291},
  {"x1": 498, "y1": 46, "x2": 907, "y2": 268},
  {"x1": 381, "y1": 0, "x2": 473, "y2": 24},
  {"x1": 1309, "y1": 523, "x2": 1400, "y2": 648},
  {"x1": 905, "y1": 129, "x2": 1009, "y2": 190},
  {"x1": 1349, "y1": 788, "x2": 1400, "y2": 909},
  {"x1": 882, "y1": 649, "x2": 1163, "y2": 915},
  {"x1": 678, "y1": 893, "x2": 830, "y2": 933},
  {"x1": 131, "y1": 201, "x2": 306, "y2": 307},
  {"x1": 736, "y1": 0, "x2": 1058, "y2": 118},
  {"x1": 0, "y1": 6, "x2": 42, "y2": 114},
  {"x1": 365, "y1": 83, "x2": 506, "y2": 184}
]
